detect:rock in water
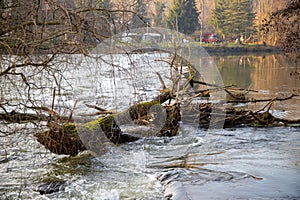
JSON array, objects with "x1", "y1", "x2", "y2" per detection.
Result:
[{"x1": 37, "y1": 181, "x2": 66, "y2": 195}]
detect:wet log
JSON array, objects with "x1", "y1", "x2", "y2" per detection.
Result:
[
  {"x1": 0, "y1": 111, "x2": 50, "y2": 122},
  {"x1": 35, "y1": 123, "x2": 86, "y2": 156},
  {"x1": 0, "y1": 107, "x2": 71, "y2": 123},
  {"x1": 35, "y1": 90, "x2": 180, "y2": 156},
  {"x1": 193, "y1": 103, "x2": 300, "y2": 129},
  {"x1": 226, "y1": 94, "x2": 298, "y2": 104}
]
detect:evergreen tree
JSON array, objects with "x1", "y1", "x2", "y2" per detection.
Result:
[
  {"x1": 166, "y1": 0, "x2": 199, "y2": 34},
  {"x1": 211, "y1": 0, "x2": 227, "y2": 38},
  {"x1": 131, "y1": 0, "x2": 149, "y2": 29},
  {"x1": 212, "y1": 0, "x2": 256, "y2": 41},
  {"x1": 153, "y1": 1, "x2": 166, "y2": 27}
]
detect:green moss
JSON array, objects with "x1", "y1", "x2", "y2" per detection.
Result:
[
  {"x1": 97, "y1": 115, "x2": 115, "y2": 130},
  {"x1": 82, "y1": 118, "x2": 103, "y2": 130},
  {"x1": 61, "y1": 124, "x2": 77, "y2": 135},
  {"x1": 137, "y1": 100, "x2": 160, "y2": 107}
]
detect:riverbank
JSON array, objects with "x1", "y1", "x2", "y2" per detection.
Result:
[
  {"x1": 123, "y1": 43, "x2": 284, "y2": 57},
  {"x1": 201, "y1": 45, "x2": 283, "y2": 56}
]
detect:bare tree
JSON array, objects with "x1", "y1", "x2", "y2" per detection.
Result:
[
  {"x1": 0, "y1": 0, "x2": 136, "y2": 131},
  {"x1": 261, "y1": 0, "x2": 300, "y2": 60}
]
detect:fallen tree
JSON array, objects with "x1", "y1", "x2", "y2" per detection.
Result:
[
  {"x1": 31, "y1": 84, "x2": 300, "y2": 157},
  {"x1": 34, "y1": 89, "x2": 181, "y2": 156}
]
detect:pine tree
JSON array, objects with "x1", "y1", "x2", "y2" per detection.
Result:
[
  {"x1": 212, "y1": 0, "x2": 256, "y2": 41},
  {"x1": 153, "y1": 1, "x2": 166, "y2": 27},
  {"x1": 166, "y1": 0, "x2": 200, "y2": 34},
  {"x1": 131, "y1": 0, "x2": 149, "y2": 29},
  {"x1": 211, "y1": 0, "x2": 227, "y2": 38}
]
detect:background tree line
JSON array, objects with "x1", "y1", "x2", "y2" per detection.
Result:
[
  {"x1": 211, "y1": 0, "x2": 256, "y2": 42},
  {"x1": 140, "y1": 0, "x2": 294, "y2": 46}
]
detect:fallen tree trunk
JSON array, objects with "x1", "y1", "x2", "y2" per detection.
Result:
[
  {"x1": 0, "y1": 111, "x2": 52, "y2": 123},
  {"x1": 34, "y1": 90, "x2": 182, "y2": 156}
]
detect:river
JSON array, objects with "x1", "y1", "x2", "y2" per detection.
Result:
[{"x1": 0, "y1": 53, "x2": 300, "y2": 199}]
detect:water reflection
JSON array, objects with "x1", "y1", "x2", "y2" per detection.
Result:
[
  {"x1": 218, "y1": 56, "x2": 252, "y2": 89},
  {"x1": 217, "y1": 54, "x2": 300, "y2": 119},
  {"x1": 217, "y1": 54, "x2": 300, "y2": 92}
]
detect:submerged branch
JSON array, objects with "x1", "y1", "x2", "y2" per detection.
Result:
[{"x1": 226, "y1": 94, "x2": 299, "y2": 104}]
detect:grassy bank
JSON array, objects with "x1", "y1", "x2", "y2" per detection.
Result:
[
  {"x1": 203, "y1": 45, "x2": 282, "y2": 55},
  {"x1": 118, "y1": 41, "x2": 283, "y2": 56}
]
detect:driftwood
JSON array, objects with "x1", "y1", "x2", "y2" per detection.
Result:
[
  {"x1": 195, "y1": 103, "x2": 300, "y2": 129},
  {"x1": 0, "y1": 111, "x2": 50, "y2": 122},
  {"x1": 0, "y1": 105, "x2": 72, "y2": 123}
]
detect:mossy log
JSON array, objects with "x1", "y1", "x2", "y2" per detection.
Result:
[
  {"x1": 35, "y1": 123, "x2": 86, "y2": 156},
  {"x1": 35, "y1": 90, "x2": 181, "y2": 156}
]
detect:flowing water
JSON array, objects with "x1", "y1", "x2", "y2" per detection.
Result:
[{"x1": 0, "y1": 53, "x2": 300, "y2": 199}]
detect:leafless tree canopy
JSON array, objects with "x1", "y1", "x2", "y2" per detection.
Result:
[
  {"x1": 0, "y1": 0, "x2": 139, "y2": 128},
  {"x1": 262, "y1": 0, "x2": 300, "y2": 61}
]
